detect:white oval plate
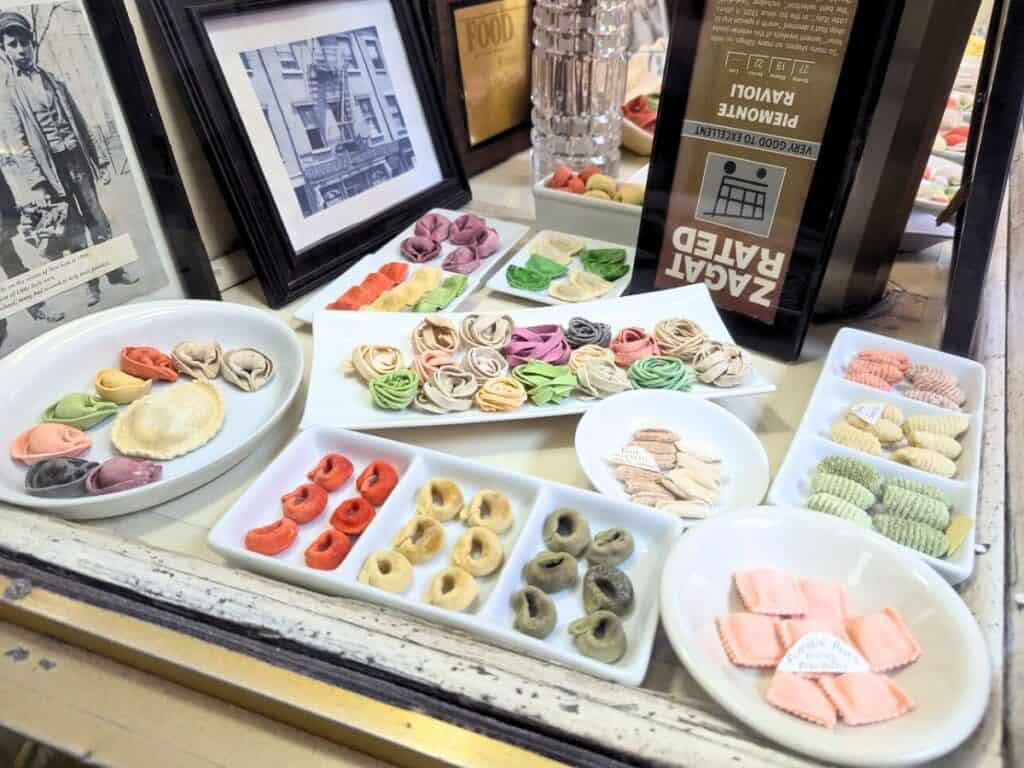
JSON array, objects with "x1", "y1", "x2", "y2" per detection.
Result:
[
  {"x1": 0, "y1": 300, "x2": 303, "y2": 520},
  {"x1": 659, "y1": 506, "x2": 990, "y2": 767},
  {"x1": 574, "y1": 390, "x2": 769, "y2": 512}
]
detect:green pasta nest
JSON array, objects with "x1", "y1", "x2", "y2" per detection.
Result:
[
  {"x1": 885, "y1": 477, "x2": 951, "y2": 507},
  {"x1": 806, "y1": 493, "x2": 872, "y2": 527},
  {"x1": 873, "y1": 514, "x2": 949, "y2": 558},
  {"x1": 814, "y1": 456, "x2": 882, "y2": 495},
  {"x1": 811, "y1": 472, "x2": 876, "y2": 509},
  {"x1": 881, "y1": 485, "x2": 951, "y2": 530}
]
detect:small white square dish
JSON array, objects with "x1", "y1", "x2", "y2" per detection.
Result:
[
  {"x1": 485, "y1": 230, "x2": 636, "y2": 306},
  {"x1": 293, "y1": 209, "x2": 529, "y2": 323}
]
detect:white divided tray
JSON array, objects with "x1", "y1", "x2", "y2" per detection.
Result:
[
  {"x1": 303, "y1": 283, "x2": 776, "y2": 431},
  {"x1": 485, "y1": 230, "x2": 635, "y2": 306},
  {"x1": 208, "y1": 427, "x2": 684, "y2": 685},
  {"x1": 769, "y1": 328, "x2": 986, "y2": 584},
  {"x1": 293, "y1": 209, "x2": 530, "y2": 323},
  {"x1": 0, "y1": 301, "x2": 304, "y2": 520}
]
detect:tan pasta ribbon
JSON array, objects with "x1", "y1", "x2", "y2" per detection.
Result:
[
  {"x1": 575, "y1": 358, "x2": 633, "y2": 399},
  {"x1": 412, "y1": 315, "x2": 460, "y2": 354},
  {"x1": 414, "y1": 365, "x2": 479, "y2": 413},
  {"x1": 460, "y1": 314, "x2": 514, "y2": 349},
  {"x1": 654, "y1": 318, "x2": 708, "y2": 362},
  {"x1": 461, "y1": 347, "x2": 509, "y2": 381},
  {"x1": 348, "y1": 344, "x2": 404, "y2": 382},
  {"x1": 568, "y1": 344, "x2": 614, "y2": 373},
  {"x1": 692, "y1": 341, "x2": 751, "y2": 387},
  {"x1": 474, "y1": 377, "x2": 527, "y2": 412}
]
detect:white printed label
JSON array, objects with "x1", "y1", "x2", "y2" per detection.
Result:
[
  {"x1": 851, "y1": 402, "x2": 885, "y2": 426},
  {"x1": 0, "y1": 235, "x2": 139, "y2": 319},
  {"x1": 606, "y1": 446, "x2": 661, "y2": 473},
  {"x1": 777, "y1": 632, "x2": 869, "y2": 675}
]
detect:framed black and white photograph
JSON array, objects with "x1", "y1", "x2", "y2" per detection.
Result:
[
  {"x1": 0, "y1": 0, "x2": 218, "y2": 359},
  {"x1": 140, "y1": 0, "x2": 471, "y2": 307}
]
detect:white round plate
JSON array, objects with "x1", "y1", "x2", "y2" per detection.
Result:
[
  {"x1": 659, "y1": 506, "x2": 991, "y2": 767},
  {"x1": 0, "y1": 300, "x2": 303, "y2": 520},
  {"x1": 574, "y1": 389, "x2": 769, "y2": 511}
]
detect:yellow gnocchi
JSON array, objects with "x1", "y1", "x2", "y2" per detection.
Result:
[
  {"x1": 902, "y1": 414, "x2": 969, "y2": 439},
  {"x1": 906, "y1": 429, "x2": 963, "y2": 460},
  {"x1": 891, "y1": 447, "x2": 957, "y2": 479},
  {"x1": 846, "y1": 413, "x2": 904, "y2": 444},
  {"x1": 830, "y1": 421, "x2": 882, "y2": 455}
]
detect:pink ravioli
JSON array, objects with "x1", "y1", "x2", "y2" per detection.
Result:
[
  {"x1": 799, "y1": 578, "x2": 850, "y2": 623},
  {"x1": 734, "y1": 568, "x2": 809, "y2": 616},
  {"x1": 716, "y1": 613, "x2": 783, "y2": 668},
  {"x1": 777, "y1": 618, "x2": 852, "y2": 651},
  {"x1": 765, "y1": 671, "x2": 837, "y2": 729},
  {"x1": 818, "y1": 672, "x2": 915, "y2": 725},
  {"x1": 845, "y1": 608, "x2": 921, "y2": 672}
]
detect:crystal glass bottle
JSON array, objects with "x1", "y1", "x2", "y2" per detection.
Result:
[{"x1": 531, "y1": 0, "x2": 630, "y2": 180}]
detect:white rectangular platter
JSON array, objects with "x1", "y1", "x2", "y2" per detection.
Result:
[
  {"x1": 294, "y1": 209, "x2": 530, "y2": 323},
  {"x1": 208, "y1": 427, "x2": 684, "y2": 685},
  {"x1": 485, "y1": 230, "x2": 636, "y2": 306},
  {"x1": 302, "y1": 283, "x2": 776, "y2": 431},
  {"x1": 768, "y1": 327, "x2": 986, "y2": 584}
]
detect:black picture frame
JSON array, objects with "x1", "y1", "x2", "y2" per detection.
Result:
[
  {"x1": 942, "y1": 0, "x2": 1023, "y2": 356},
  {"x1": 87, "y1": 0, "x2": 220, "y2": 303},
  {"x1": 423, "y1": 0, "x2": 533, "y2": 176},
  {"x1": 137, "y1": 0, "x2": 471, "y2": 308}
]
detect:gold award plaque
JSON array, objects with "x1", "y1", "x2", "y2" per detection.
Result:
[{"x1": 453, "y1": 0, "x2": 531, "y2": 146}]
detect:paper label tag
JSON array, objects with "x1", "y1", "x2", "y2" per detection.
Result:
[
  {"x1": 606, "y1": 446, "x2": 661, "y2": 473},
  {"x1": 777, "y1": 632, "x2": 869, "y2": 675},
  {"x1": 851, "y1": 402, "x2": 885, "y2": 425}
]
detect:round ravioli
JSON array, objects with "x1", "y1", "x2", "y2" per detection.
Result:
[{"x1": 112, "y1": 380, "x2": 225, "y2": 460}]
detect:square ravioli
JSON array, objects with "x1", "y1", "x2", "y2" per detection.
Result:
[
  {"x1": 716, "y1": 613, "x2": 783, "y2": 667},
  {"x1": 845, "y1": 608, "x2": 921, "y2": 672},
  {"x1": 765, "y1": 671, "x2": 837, "y2": 728},
  {"x1": 799, "y1": 578, "x2": 850, "y2": 623},
  {"x1": 734, "y1": 568, "x2": 808, "y2": 616},
  {"x1": 776, "y1": 618, "x2": 853, "y2": 651},
  {"x1": 818, "y1": 672, "x2": 915, "y2": 725}
]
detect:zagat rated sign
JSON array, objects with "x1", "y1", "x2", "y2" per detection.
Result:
[{"x1": 655, "y1": 0, "x2": 859, "y2": 323}]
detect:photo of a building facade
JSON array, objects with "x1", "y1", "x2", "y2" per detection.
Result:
[{"x1": 241, "y1": 26, "x2": 415, "y2": 218}]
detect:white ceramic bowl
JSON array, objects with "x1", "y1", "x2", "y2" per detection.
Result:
[
  {"x1": 574, "y1": 389, "x2": 770, "y2": 512},
  {"x1": 532, "y1": 173, "x2": 642, "y2": 246},
  {"x1": 659, "y1": 506, "x2": 991, "y2": 767}
]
